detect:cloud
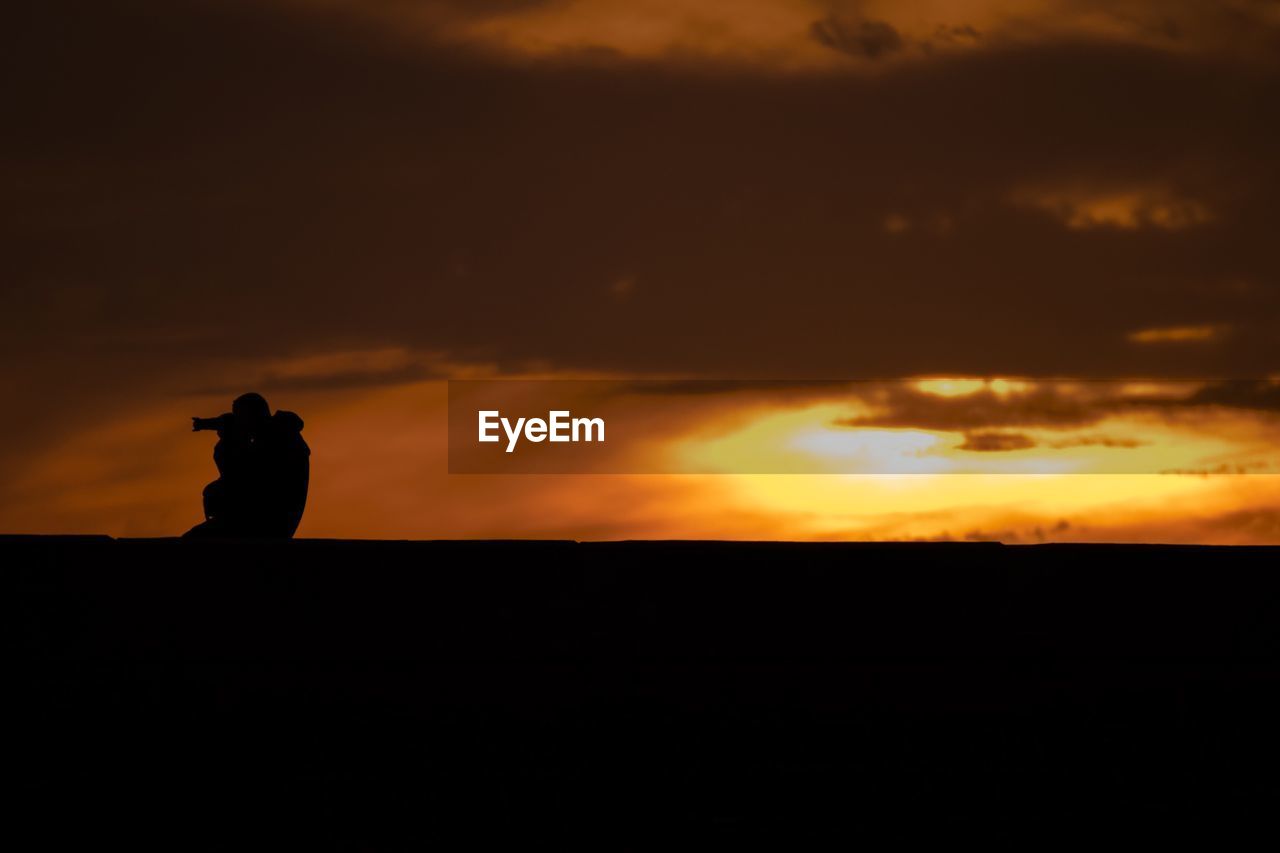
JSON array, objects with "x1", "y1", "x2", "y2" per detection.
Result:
[
  {"x1": 1128, "y1": 324, "x2": 1228, "y2": 344},
  {"x1": 7, "y1": 3, "x2": 1278, "y2": 401},
  {"x1": 610, "y1": 275, "x2": 637, "y2": 300},
  {"x1": 832, "y1": 380, "x2": 1280, "y2": 434},
  {"x1": 810, "y1": 16, "x2": 902, "y2": 60},
  {"x1": 1011, "y1": 184, "x2": 1214, "y2": 230},
  {"x1": 931, "y1": 24, "x2": 982, "y2": 45},
  {"x1": 214, "y1": 347, "x2": 437, "y2": 392},
  {"x1": 837, "y1": 383, "x2": 1108, "y2": 431},
  {"x1": 1047, "y1": 435, "x2": 1145, "y2": 449},
  {"x1": 958, "y1": 431, "x2": 1036, "y2": 452},
  {"x1": 280, "y1": 0, "x2": 1280, "y2": 70},
  {"x1": 882, "y1": 213, "x2": 911, "y2": 234},
  {"x1": 1185, "y1": 380, "x2": 1280, "y2": 413}
]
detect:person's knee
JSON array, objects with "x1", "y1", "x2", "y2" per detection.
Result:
[{"x1": 201, "y1": 479, "x2": 227, "y2": 519}]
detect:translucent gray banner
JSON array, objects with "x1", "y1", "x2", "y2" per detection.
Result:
[{"x1": 447, "y1": 379, "x2": 1280, "y2": 474}]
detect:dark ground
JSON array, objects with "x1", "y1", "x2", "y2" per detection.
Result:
[{"x1": 6, "y1": 536, "x2": 1280, "y2": 846}]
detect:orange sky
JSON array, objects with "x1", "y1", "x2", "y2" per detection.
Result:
[
  {"x1": 2, "y1": 1, "x2": 1278, "y2": 541},
  {"x1": 5, "y1": 373, "x2": 1278, "y2": 542}
]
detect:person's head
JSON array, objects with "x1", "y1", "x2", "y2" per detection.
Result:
[{"x1": 232, "y1": 392, "x2": 271, "y2": 432}]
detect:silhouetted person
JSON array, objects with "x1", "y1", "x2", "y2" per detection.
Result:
[{"x1": 184, "y1": 392, "x2": 309, "y2": 539}]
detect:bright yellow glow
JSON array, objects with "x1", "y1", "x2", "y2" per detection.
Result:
[
  {"x1": 790, "y1": 427, "x2": 943, "y2": 468},
  {"x1": 988, "y1": 378, "x2": 1034, "y2": 396},
  {"x1": 671, "y1": 398, "x2": 1275, "y2": 476},
  {"x1": 722, "y1": 472, "x2": 1236, "y2": 541},
  {"x1": 914, "y1": 378, "x2": 986, "y2": 397}
]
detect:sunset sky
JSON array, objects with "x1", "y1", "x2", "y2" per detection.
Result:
[{"x1": 4, "y1": 1, "x2": 1279, "y2": 542}]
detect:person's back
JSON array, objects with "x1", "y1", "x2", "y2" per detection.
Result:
[{"x1": 256, "y1": 409, "x2": 310, "y2": 537}]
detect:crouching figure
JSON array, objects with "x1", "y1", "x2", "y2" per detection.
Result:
[{"x1": 185, "y1": 392, "x2": 309, "y2": 539}]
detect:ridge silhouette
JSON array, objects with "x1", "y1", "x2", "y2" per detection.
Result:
[{"x1": 184, "y1": 392, "x2": 309, "y2": 538}]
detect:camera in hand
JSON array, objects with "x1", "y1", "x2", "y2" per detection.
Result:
[{"x1": 192, "y1": 414, "x2": 235, "y2": 433}]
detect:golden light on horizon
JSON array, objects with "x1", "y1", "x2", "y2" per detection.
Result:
[
  {"x1": 5, "y1": 376, "x2": 1278, "y2": 544},
  {"x1": 913, "y1": 379, "x2": 987, "y2": 398}
]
